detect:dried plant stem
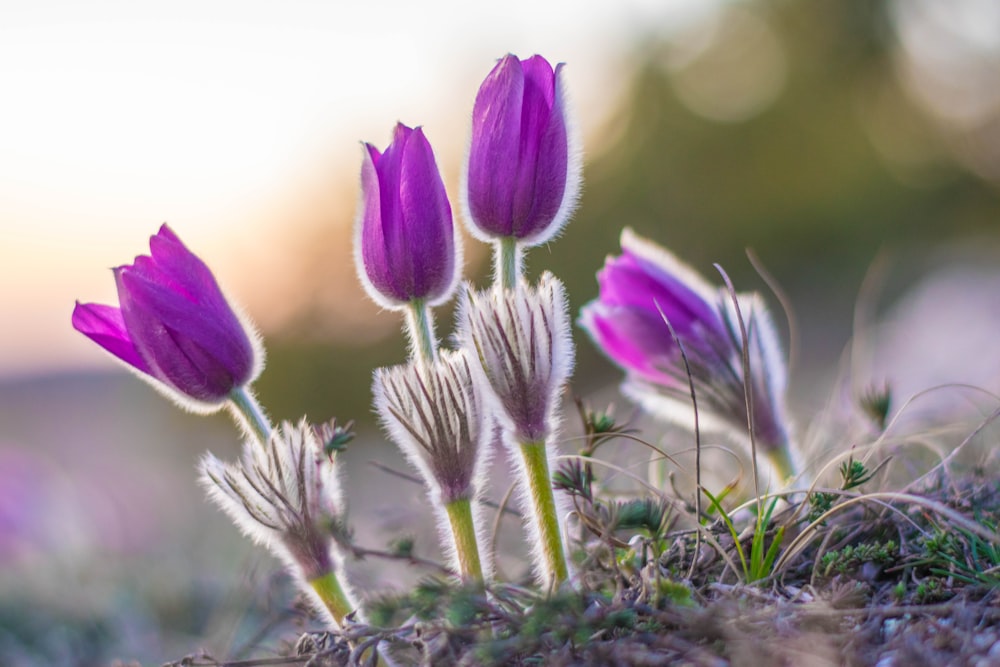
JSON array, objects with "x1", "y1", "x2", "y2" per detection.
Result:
[
  {"x1": 228, "y1": 386, "x2": 272, "y2": 448},
  {"x1": 405, "y1": 299, "x2": 437, "y2": 363},
  {"x1": 519, "y1": 440, "x2": 568, "y2": 588},
  {"x1": 445, "y1": 498, "x2": 484, "y2": 583},
  {"x1": 308, "y1": 571, "x2": 355, "y2": 628}
]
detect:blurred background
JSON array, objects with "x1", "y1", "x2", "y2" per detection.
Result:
[{"x1": 3, "y1": 0, "x2": 1000, "y2": 664}]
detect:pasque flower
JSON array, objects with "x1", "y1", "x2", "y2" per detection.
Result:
[
  {"x1": 458, "y1": 272, "x2": 574, "y2": 587},
  {"x1": 72, "y1": 224, "x2": 262, "y2": 413},
  {"x1": 459, "y1": 272, "x2": 574, "y2": 444},
  {"x1": 579, "y1": 228, "x2": 797, "y2": 479},
  {"x1": 200, "y1": 419, "x2": 358, "y2": 628},
  {"x1": 462, "y1": 54, "x2": 580, "y2": 247},
  {"x1": 373, "y1": 349, "x2": 491, "y2": 581},
  {"x1": 374, "y1": 349, "x2": 487, "y2": 506},
  {"x1": 355, "y1": 122, "x2": 458, "y2": 311}
]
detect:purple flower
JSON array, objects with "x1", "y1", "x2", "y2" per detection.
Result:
[
  {"x1": 355, "y1": 123, "x2": 458, "y2": 309},
  {"x1": 72, "y1": 224, "x2": 261, "y2": 412},
  {"x1": 462, "y1": 54, "x2": 581, "y2": 247},
  {"x1": 580, "y1": 229, "x2": 794, "y2": 470}
]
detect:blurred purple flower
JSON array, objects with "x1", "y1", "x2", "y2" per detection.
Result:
[
  {"x1": 580, "y1": 229, "x2": 795, "y2": 474},
  {"x1": 462, "y1": 54, "x2": 581, "y2": 247},
  {"x1": 355, "y1": 122, "x2": 458, "y2": 309},
  {"x1": 72, "y1": 224, "x2": 262, "y2": 412}
]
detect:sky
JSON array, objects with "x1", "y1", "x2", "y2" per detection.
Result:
[{"x1": 0, "y1": 0, "x2": 710, "y2": 378}]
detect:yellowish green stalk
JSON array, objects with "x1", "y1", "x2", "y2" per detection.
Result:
[
  {"x1": 308, "y1": 571, "x2": 355, "y2": 628},
  {"x1": 444, "y1": 497, "x2": 484, "y2": 583},
  {"x1": 519, "y1": 440, "x2": 568, "y2": 588},
  {"x1": 766, "y1": 445, "x2": 796, "y2": 483}
]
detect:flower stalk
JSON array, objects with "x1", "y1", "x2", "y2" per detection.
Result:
[
  {"x1": 444, "y1": 498, "x2": 484, "y2": 583},
  {"x1": 405, "y1": 299, "x2": 438, "y2": 363},
  {"x1": 227, "y1": 386, "x2": 272, "y2": 448},
  {"x1": 518, "y1": 440, "x2": 568, "y2": 587},
  {"x1": 497, "y1": 237, "x2": 521, "y2": 290},
  {"x1": 373, "y1": 350, "x2": 491, "y2": 583},
  {"x1": 308, "y1": 571, "x2": 355, "y2": 627},
  {"x1": 458, "y1": 274, "x2": 574, "y2": 588}
]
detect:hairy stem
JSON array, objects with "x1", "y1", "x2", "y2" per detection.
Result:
[
  {"x1": 405, "y1": 299, "x2": 437, "y2": 363},
  {"x1": 496, "y1": 236, "x2": 521, "y2": 290},
  {"x1": 227, "y1": 386, "x2": 272, "y2": 448},
  {"x1": 519, "y1": 440, "x2": 568, "y2": 589},
  {"x1": 308, "y1": 571, "x2": 355, "y2": 628},
  {"x1": 444, "y1": 497, "x2": 484, "y2": 583}
]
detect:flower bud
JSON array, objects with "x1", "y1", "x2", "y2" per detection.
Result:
[
  {"x1": 200, "y1": 419, "x2": 358, "y2": 627},
  {"x1": 458, "y1": 272, "x2": 574, "y2": 444},
  {"x1": 355, "y1": 123, "x2": 458, "y2": 309},
  {"x1": 374, "y1": 349, "x2": 492, "y2": 581},
  {"x1": 72, "y1": 224, "x2": 262, "y2": 412},
  {"x1": 462, "y1": 54, "x2": 581, "y2": 247},
  {"x1": 373, "y1": 349, "x2": 488, "y2": 505}
]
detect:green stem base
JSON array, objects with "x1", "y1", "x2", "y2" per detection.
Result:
[
  {"x1": 765, "y1": 445, "x2": 797, "y2": 484},
  {"x1": 518, "y1": 441, "x2": 568, "y2": 589},
  {"x1": 309, "y1": 571, "x2": 355, "y2": 628},
  {"x1": 444, "y1": 497, "x2": 484, "y2": 583}
]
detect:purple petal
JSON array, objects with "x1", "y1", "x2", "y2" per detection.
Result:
[
  {"x1": 360, "y1": 141, "x2": 406, "y2": 303},
  {"x1": 377, "y1": 125, "x2": 410, "y2": 292},
  {"x1": 71, "y1": 302, "x2": 151, "y2": 374},
  {"x1": 147, "y1": 224, "x2": 229, "y2": 309},
  {"x1": 598, "y1": 252, "x2": 724, "y2": 340},
  {"x1": 467, "y1": 54, "x2": 525, "y2": 237},
  {"x1": 465, "y1": 54, "x2": 574, "y2": 244},
  {"x1": 399, "y1": 127, "x2": 454, "y2": 301},
  {"x1": 517, "y1": 62, "x2": 569, "y2": 240},
  {"x1": 116, "y1": 268, "x2": 253, "y2": 401},
  {"x1": 581, "y1": 303, "x2": 675, "y2": 386},
  {"x1": 74, "y1": 226, "x2": 259, "y2": 407}
]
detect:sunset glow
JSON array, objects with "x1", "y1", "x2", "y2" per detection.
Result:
[{"x1": 0, "y1": 0, "x2": 704, "y2": 376}]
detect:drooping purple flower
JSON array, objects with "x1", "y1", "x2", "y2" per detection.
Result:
[
  {"x1": 355, "y1": 122, "x2": 458, "y2": 309},
  {"x1": 462, "y1": 54, "x2": 581, "y2": 247},
  {"x1": 72, "y1": 224, "x2": 262, "y2": 412},
  {"x1": 580, "y1": 228, "x2": 795, "y2": 474}
]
